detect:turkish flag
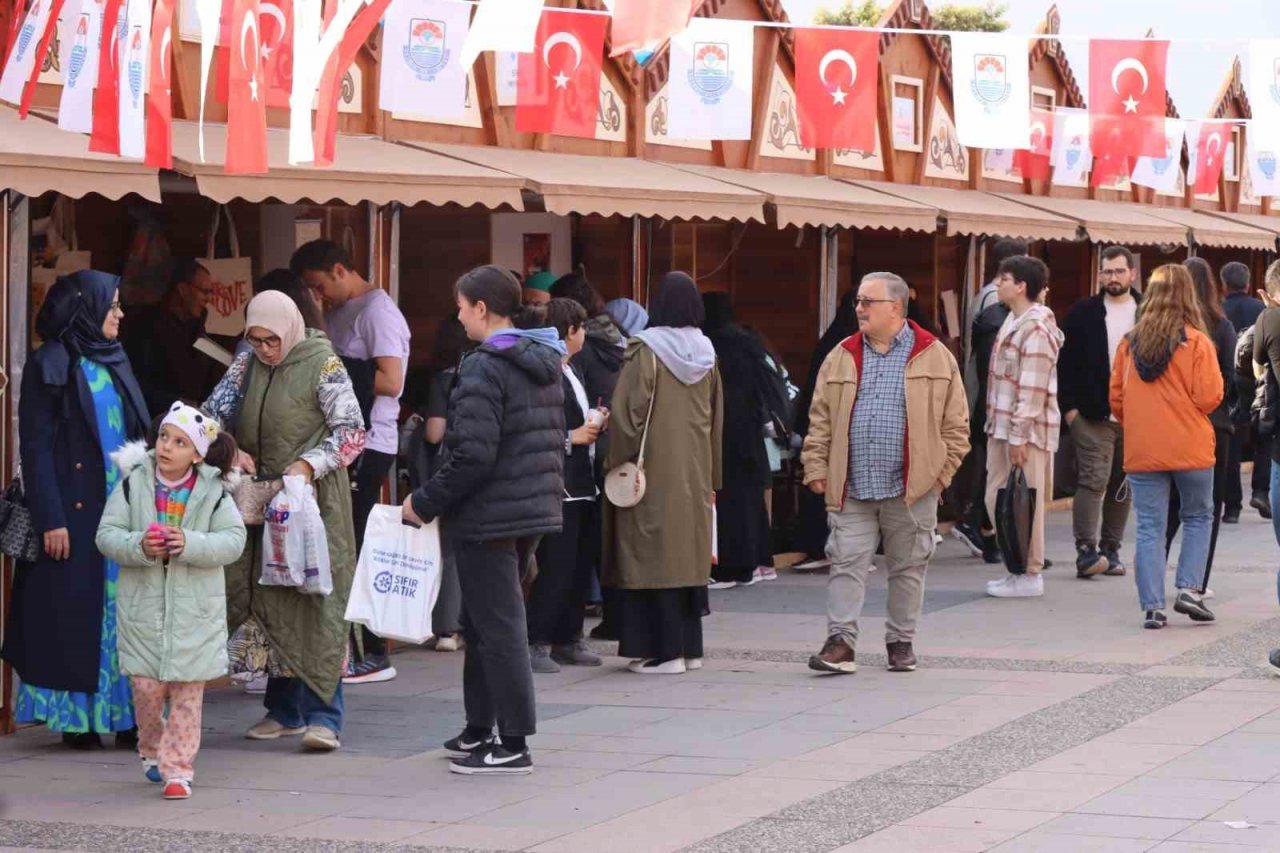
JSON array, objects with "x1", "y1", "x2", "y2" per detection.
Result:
[
  {"x1": 17, "y1": 0, "x2": 64, "y2": 116},
  {"x1": 1193, "y1": 121, "x2": 1232, "y2": 195},
  {"x1": 226, "y1": 0, "x2": 267, "y2": 174},
  {"x1": 89, "y1": 0, "x2": 124, "y2": 154},
  {"x1": 794, "y1": 27, "x2": 878, "y2": 152},
  {"x1": 608, "y1": 0, "x2": 696, "y2": 57},
  {"x1": 1089, "y1": 39, "x2": 1168, "y2": 158},
  {"x1": 214, "y1": 0, "x2": 291, "y2": 108},
  {"x1": 1014, "y1": 108, "x2": 1054, "y2": 180},
  {"x1": 312, "y1": 0, "x2": 390, "y2": 167},
  {"x1": 1090, "y1": 115, "x2": 1134, "y2": 187},
  {"x1": 515, "y1": 8, "x2": 608, "y2": 138},
  {"x1": 145, "y1": 0, "x2": 175, "y2": 167}
]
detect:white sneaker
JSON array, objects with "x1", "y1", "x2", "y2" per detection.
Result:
[
  {"x1": 754, "y1": 566, "x2": 778, "y2": 581},
  {"x1": 435, "y1": 634, "x2": 461, "y2": 652},
  {"x1": 627, "y1": 658, "x2": 687, "y2": 675},
  {"x1": 986, "y1": 574, "x2": 1044, "y2": 598},
  {"x1": 708, "y1": 580, "x2": 738, "y2": 590},
  {"x1": 684, "y1": 657, "x2": 703, "y2": 670},
  {"x1": 242, "y1": 675, "x2": 268, "y2": 694},
  {"x1": 1203, "y1": 588, "x2": 1215, "y2": 600}
]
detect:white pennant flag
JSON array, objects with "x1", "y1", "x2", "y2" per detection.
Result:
[
  {"x1": 289, "y1": 0, "x2": 364, "y2": 165},
  {"x1": 1051, "y1": 108, "x2": 1091, "y2": 186},
  {"x1": 117, "y1": 0, "x2": 150, "y2": 159},
  {"x1": 668, "y1": 17, "x2": 753, "y2": 141},
  {"x1": 196, "y1": 0, "x2": 222, "y2": 161},
  {"x1": 1247, "y1": 135, "x2": 1280, "y2": 197},
  {"x1": 1248, "y1": 41, "x2": 1280, "y2": 141},
  {"x1": 950, "y1": 33, "x2": 1030, "y2": 150},
  {"x1": 0, "y1": 0, "x2": 56, "y2": 104},
  {"x1": 379, "y1": 0, "x2": 469, "y2": 116},
  {"x1": 57, "y1": 0, "x2": 104, "y2": 133},
  {"x1": 1130, "y1": 118, "x2": 1185, "y2": 194},
  {"x1": 459, "y1": 0, "x2": 540, "y2": 71}
]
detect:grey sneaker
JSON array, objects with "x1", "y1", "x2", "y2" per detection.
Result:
[
  {"x1": 1101, "y1": 548, "x2": 1127, "y2": 576},
  {"x1": 529, "y1": 643, "x2": 561, "y2": 674},
  {"x1": 1173, "y1": 589, "x2": 1215, "y2": 622},
  {"x1": 551, "y1": 640, "x2": 602, "y2": 667}
]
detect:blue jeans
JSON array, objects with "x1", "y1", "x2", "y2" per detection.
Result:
[
  {"x1": 1129, "y1": 469, "x2": 1214, "y2": 611},
  {"x1": 264, "y1": 677, "x2": 344, "y2": 733}
]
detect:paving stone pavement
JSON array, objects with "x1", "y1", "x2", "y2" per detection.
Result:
[{"x1": 5, "y1": 501, "x2": 1280, "y2": 852}]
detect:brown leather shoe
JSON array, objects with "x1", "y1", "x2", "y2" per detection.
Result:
[
  {"x1": 808, "y1": 636, "x2": 857, "y2": 674},
  {"x1": 886, "y1": 641, "x2": 917, "y2": 672}
]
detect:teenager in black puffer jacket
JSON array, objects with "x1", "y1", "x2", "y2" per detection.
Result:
[{"x1": 404, "y1": 265, "x2": 565, "y2": 776}]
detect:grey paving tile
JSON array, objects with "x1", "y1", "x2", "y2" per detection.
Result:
[{"x1": 1037, "y1": 813, "x2": 1193, "y2": 840}]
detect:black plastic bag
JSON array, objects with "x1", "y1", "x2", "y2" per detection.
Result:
[{"x1": 995, "y1": 466, "x2": 1037, "y2": 575}]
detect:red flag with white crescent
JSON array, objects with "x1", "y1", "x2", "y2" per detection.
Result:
[
  {"x1": 1192, "y1": 121, "x2": 1232, "y2": 195},
  {"x1": 515, "y1": 8, "x2": 608, "y2": 138},
  {"x1": 214, "y1": 0, "x2": 291, "y2": 108},
  {"x1": 1089, "y1": 39, "x2": 1168, "y2": 159},
  {"x1": 226, "y1": 0, "x2": 267, "y2": 174},
  {"x1": 313, "y1": 0, "x2": 391, "y2": 167},
  {"x1": 1013, "y1": 108, "x2": 1054, "y2": 180},
  {"x1": 794, "y1": 27, "x2": 879, "y2": 152},
  {"x1": 89, "y1": 0, "x2": 124, "y2": 154},
  {"x1": 145, "y1": 0, "x2": 175, "y2": 167}
]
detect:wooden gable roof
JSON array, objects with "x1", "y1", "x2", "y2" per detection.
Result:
[{"x1": 1029, "y1": 5, "x2": 1084, "y2": 109}]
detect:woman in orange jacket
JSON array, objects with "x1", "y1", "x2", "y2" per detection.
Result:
[{"x1": 1109, "y1": 264, "x2": 1224, "y2": 630}]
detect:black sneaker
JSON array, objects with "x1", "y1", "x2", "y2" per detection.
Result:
[
  {"x1": 449, "y1": 743, "x2": 533, "y2": 775},
  {"x1": 950, "y1": 522, "x2": 984, "y2": 558},
  {"x1": 1075, "y1": 545, "x2": 1109, "y2": 579},
  {"x1": 1173, "y1": 590, "x2": 1215, "y2": 622},
  {"x1": 980, "y1": 534, "x2": 1002, "y2": 564},
  {"x1": 1101, "y1": 549, "x2": 1126, "y2": 577},
  {"x1": 1268, "y1": 648, "x2": 1280, "y2": 677},
  {"x1": 443, "y1": 730, "x2": 495, "y2": 759},
  {"x1": 1222, "y1": 508, "x2": 1241, "y2": 524},
  {"x1": 343, "y1": 654, "x2": 398, "y2": 685},
  {"x1": 1252, "y1": 493, "x2": 1273, "y2": 520},
  {"x1": 1143, "y1": 610, "x2": 1167, "y2": 630}
]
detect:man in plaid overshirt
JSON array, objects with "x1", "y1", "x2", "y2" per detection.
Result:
[{"x1": 984, "y1": 256, "x2": 1063, "y2": 598}]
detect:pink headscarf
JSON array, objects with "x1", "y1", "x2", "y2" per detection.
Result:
[{"x1": 244, "y1": 291, "x2": 306, "y2": 362}]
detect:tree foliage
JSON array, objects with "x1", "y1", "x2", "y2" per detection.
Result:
[
  {"x1": 813, "y1": 0, "x2": 881, "y2": 26},
  {"x1": 811, "y1": 2, "x2": 1008, "y2": 33}
]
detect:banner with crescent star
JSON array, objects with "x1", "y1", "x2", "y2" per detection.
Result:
[
  {"x1": 793, "y1": 27, "x2": 877, "y2": 152},
  {"x1": 378, "y1": 0, "x2": 468, "y2": 117},
  {"x1": 226, "y1": 0, "x2": 267, "y2": 173},
  {"x1": 950, "y1": 32, "x2": 1030, "y2": 150},
  {"x1": 213, "y1": 0, "x2": 292, "y2": 108},
  {"x1": 1188, "y1": 119, "x2": 1235, "y2": 196},
  {"x1": 514, "y1": 7, "x2": 606, "y2": 138},
  {"x1": 1088, "y1": 38, "x2": 1168, "y2": 161},
  {"x1": 145, "y1": 0, "x2": 175, "y2": 167}
]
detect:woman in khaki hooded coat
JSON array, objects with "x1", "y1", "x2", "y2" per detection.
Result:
[{"x1": 602, "y1": 272, "x2": 723, "y2": 675}]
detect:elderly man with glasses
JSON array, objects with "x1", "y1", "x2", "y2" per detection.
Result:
[
  {"x1": 1058, "y1": 245, "x2": 1142, "y2": 580},
  {"x1": 801, "y1": 272, "x2": 969, "y2": 675}
]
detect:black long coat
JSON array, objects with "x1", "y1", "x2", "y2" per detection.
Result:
[{"x1": 2, "y1": 345, "x2": 148, "y2": 693}]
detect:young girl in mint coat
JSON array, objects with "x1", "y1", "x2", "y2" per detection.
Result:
[{"x1": 96, "y1": 403, "x2": 247, "y2": 800}]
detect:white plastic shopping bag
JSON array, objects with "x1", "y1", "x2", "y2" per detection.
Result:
[
  {"x1": 260, "y1": 475, "x2": 332, "y2": 595},
  {"x1": 345, "y1": 505, "x2": 442, "y2": 644}
]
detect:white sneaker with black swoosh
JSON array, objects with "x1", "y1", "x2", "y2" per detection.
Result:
[{"x1": 449, "y1": 744, "x2": 533, "y2": 775}]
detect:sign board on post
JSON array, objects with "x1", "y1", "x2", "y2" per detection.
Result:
[{"x1": 201, "y1": 207, "x2": 252, "y2": 336}]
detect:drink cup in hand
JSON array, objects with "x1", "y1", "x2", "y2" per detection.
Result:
[{"x1": 586, "y1": 408, "x2": 606, "y2": 429}]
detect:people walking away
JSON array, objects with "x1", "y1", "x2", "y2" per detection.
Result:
[
  {"x1": 527, "y1": 298, "x2": 604, "y2": 674},
  {"x1": 291, "y1": 240, "x2": 411, "y2": 686},
  {"x1": 603, "y1": 272, "x2": 723, "y2": 676},
  {"x1": 95, "y1": 405, "x2": 247, "y2": 800},
  {"x1": 1164, "y1": 259, "x2": 1235, "y2": 591},
  {"x1": 803, "y1": 272, "x2": 968, "y2": 673},
  {"x1": 403, "y1": 265, "x2": 565, "y2": 775},
  {"x1": 792, "y1": 290, "x2": 858, "y2": 571},
  {"x1": 984, "y1": 256, "x2": 1063, "y2": 598},
  {"x1": 1221, "y1": 261, "x2": 1270, "y2": 523},
  {"x1": 203, "y1": 291, "x2": 366, "y2": 752},
  {"x1": 1110, "y1": 264, "x2": 1223, "y2": 629},
  {"x1": 1059, "y1": 246, "x2": 1141, "y2": 579},
  {"x1": 3, "y1": 272, "x2": 150, "y2": 750},
  {"x1": 702, "y1": 292, "x2": 775, "y2": 589},
  {"x1": 606, "y1": 298, "x2": 649, "y2": 338},
  {"x1": 124, "y1": 259, "x2": 224, "y2": 413}
]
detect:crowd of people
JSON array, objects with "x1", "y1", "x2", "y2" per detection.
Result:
[{"x1": 3, "y1": 236, "x2": 1278, "y2": 786}]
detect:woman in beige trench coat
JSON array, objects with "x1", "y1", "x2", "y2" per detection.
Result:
[{"x1": 602, "y1": 272, "x2": 723, "y2": 675}]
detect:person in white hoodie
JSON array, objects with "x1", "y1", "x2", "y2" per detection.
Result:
[
  {"x1": 984, "y1": 256, "x2": 1064, "y2": 598},
  {"x1": 601, "y1": 272, "x2": 723, "y2": 676}
]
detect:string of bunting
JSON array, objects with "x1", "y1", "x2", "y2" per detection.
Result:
[{"x1": 1, "y1": 0, "x2": 1278, "y2": 196}]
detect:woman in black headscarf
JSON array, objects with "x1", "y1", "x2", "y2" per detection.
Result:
[
  {"x1": 702, "y1": 292, "x2": 774, "y2": 588},
  {"x1": 3, "y1": 271, "x2": 149, "y2": 749}
]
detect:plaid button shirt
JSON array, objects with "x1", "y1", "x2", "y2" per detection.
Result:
[{"x1": 848, "y1": 323, "x2": 914, "y2": 501}]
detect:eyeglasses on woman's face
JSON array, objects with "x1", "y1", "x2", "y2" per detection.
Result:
[{"x1": 245, "y1": 332, "x2": 282, "y2": 351}]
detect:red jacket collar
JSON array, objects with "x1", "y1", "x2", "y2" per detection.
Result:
[{"x1": 840, "y1": 320, "x2": 937, "y2": 369}]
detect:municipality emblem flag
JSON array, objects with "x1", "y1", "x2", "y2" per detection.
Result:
[
  {"x1": 1247, "y1": 139, "x2": 1280, "y2": 197},
  {"x1": 0, "y1": 0, "x2": 55, "y2": 105},
  {"x1": 117, "y1": 0, "x2": 150, "y2": 159},
  {"x1": 379, "y1": 0, "x2": 469, "y2": 116},
  {"x1": 1130, "y1": 118, "x2": 1186, "y2": 194},
  {"x1": 1248, "y1": 41, "x2": 1280, "y2": 140},
  {"x1": 58, "y1": 0, "x2": 104, "y2": 133},
  {"x1": 669, "y1": 17, "x2": 753, "y2": 140},
  {"x1": 951, "y1": 32, "x2": 1029, "y2": 150}
]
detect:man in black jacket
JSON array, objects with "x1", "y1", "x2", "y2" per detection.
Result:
[
  {"x1": 1059, "y1": 246, "x2": 1141, "y2": 579},
  {"x1": 1221, "y1": 261, "x2": 1271, "y2": 522}
]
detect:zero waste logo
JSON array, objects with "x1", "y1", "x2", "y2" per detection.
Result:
[{"x1": 374, "y1": 571, "x2": 393, "y2": 594}]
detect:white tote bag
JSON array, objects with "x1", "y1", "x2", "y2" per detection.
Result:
[
  {"x1": 345, "y1": 505, "x2": 443, "y2": 644},
  {"x1": 200, "y1": 205, "x2": 253, "y2": 336},
  {"x1": 259, "y1": 475, "x2": 331, "y2": 595}
]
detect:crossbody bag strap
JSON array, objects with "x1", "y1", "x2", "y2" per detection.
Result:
[{"x1": 635, "y1": 351, "x2": 658, "y2": 469}]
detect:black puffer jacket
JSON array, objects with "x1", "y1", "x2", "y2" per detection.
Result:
[{"x1": 411, "y1": 335, "x2": 566, "y2": 541}]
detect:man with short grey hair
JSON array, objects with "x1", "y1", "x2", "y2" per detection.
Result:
[{"x1": 802, "y1": 273, "x2": 969, "y2": 675}]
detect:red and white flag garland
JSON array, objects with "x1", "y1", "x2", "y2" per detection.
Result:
[
  {"x1": 514, "y1": 7, "x2": 607, "y2": 139},
  {"x1": 226, "y1": 0, "x2": 268, "y2": 173},
  {"x1": 145, "y1": 0, "x2": 176, "y2": 167}
]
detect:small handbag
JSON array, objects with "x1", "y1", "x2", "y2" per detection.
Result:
[
  {"x1": 233, "y1": 475, "x2": 283, "y2": 526},
  {"x1": 0, "y1": 476, "x2": 41, "y2": 563},
  {"x1": 605, "y1": 353, "x2": 658, "y2": 509}
]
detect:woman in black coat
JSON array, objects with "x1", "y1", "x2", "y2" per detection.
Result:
[
  {"x1": 703, "y1": 293, "x2": 774, "y2": 587},
  {"x1": 3, "y1": 271, "x2": 149, "y2": 748}
]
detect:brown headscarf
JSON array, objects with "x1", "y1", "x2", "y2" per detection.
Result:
[{"x1": 244, "y1": 291, "x2": 306, "y2": 362}]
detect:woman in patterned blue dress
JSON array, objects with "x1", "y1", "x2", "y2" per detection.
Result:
[{"x1": 2, "y1": 271, "x2": 150, "y2": 748}]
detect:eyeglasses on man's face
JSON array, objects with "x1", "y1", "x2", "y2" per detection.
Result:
[{"x1": 854, "y1": 297, "x2": 897, "y2": 308}]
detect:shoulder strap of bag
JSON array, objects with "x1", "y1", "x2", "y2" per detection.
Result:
[{"x1": 635, "y1": 351, "x2": 658, "y2": 468}]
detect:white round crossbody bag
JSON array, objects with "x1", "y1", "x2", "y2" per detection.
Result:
[{"x1": 604, "y1": 352, "x2": 658, "y2": 508}]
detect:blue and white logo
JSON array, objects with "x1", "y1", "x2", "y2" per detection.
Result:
[
  {"x1": 67, "y1": 14, "x2": 89, "y2": 88},
  {"x1": 970, "y1": 54, "x2": 1011, "y2": 112},
  {"x1": 1260, "y1": 151, "x2": 1278, "y2": 182},
  {"x1": 403, "y1": 17, "x2": 449, "y2": 83},
  {"x1": 688, "y1": 41, "x2": 733, "y2": 106},
  {"x1": 14, "y1": 1, "x2": 39, "y2": 62},
  {"x1": 373, "y1": 571, "x2": 393, "y2": 594}
]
